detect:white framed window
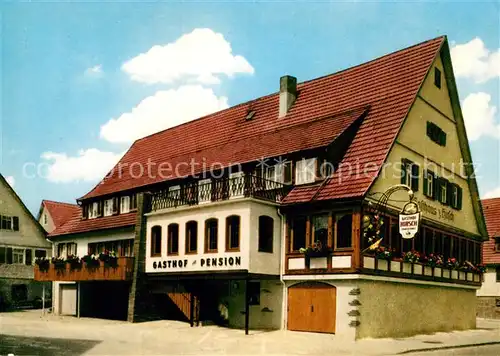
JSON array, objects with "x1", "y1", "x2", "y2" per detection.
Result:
[
  {"x1": 1, "y1": 215, "x2": 13, "y2": 230},
  {"x1": 120, "y1": 196, "x2": 130, "y2": 214},
  {"x1": 440, "y1": 181, "x2": 447, "y2": 204},
  {"x1": 104, "y1": 199, "x2": 114, "y2": 217},
  {"x1": 13, "y1": 249, "x2": 24, "y2": 264},
  {"x1": 403, "y1": 164, "x2": 412, "y2": 187},
  {"x1": 88, "y1": 202, "x2": 99, "y2": 219},
  {"x1": 67, "y1": 243, "x2": 77, "y2": 256},
  {"x1": 295, "y1": 158, "x2": 316, "y2": 185},
  {"x1": 43, "y1": 214, "x2": 48, "y2": 225},
  {"x1": 198, "y1": 179, "x2": 212, "y2": 203},
  {"x1": 425, "y1": 171, "x2": 434, "y2": 197}
]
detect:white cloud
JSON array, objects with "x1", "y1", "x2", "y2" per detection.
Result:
[
  {"x1": 100, "y1": 85, "x2": 229, "y2": 143},
  {"x1": 84, "y1": 64, "x2": 103, "y2": 77},
  {"x1": 462, "y1": 92, "x2": 500, "y2": 141},
  {"x1": 484, "y1": 186, "x2": 500, "y2": 199},
  {"x1": 451, "y1": 38, "x2": 500, "y2": 83},
  {"x1": 41, "y1": 149, "x2": 124, "y2": 183},
  {"x1": 122, "y1": 28, "x2": 254, "y2": 85},
  {"x1": 5, "y1": 176, "x2": 15, "y2": 188}
]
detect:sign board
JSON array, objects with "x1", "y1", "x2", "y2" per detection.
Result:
[
  {"x1": 399, "y1": 212, "x2": 420, "y2": 239},
  {"x1": 147, "y1": 254, "x2": 245, "y2": 273}
]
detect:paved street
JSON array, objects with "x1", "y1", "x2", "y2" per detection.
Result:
[
  {"x1": 409, "y1": 344, "x2": 500, "y2": 356},
  {"x1": 0, "y1": 311, "x2": 499, "y2": 355}
]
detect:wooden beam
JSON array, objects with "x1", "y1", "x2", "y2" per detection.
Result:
[{"x1": 352, "y1": 210, "x2": 361, "y2": 270}]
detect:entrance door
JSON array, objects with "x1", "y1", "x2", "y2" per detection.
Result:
[
  {"x1": 287, "y1": 282, "x2": 336, "y2": 333},
  {"x1": 60, "y1": 284, "x2": 77, "y2": 316}
]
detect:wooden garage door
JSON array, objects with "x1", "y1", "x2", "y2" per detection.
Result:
[{"x1": 287, "y1": 283, "x2": 336, "y2": 333}]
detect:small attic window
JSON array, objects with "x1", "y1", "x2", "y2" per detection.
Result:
[
  {"x1": 245, "y1": 110, "x2": 256, "y2": 121},
  {"x1": 434, "y1": 67, "x2": 441, "y2": 89}
]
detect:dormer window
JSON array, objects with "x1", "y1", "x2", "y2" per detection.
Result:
[
  {"x1": 120, "y1": 196, "x2": 130, "y2": 214},
  {"x1": 88, "y1": 202, "x2": 100, "y2": 219},
  {"x1": 495, "y1": 237, "x2": 500, "y2": 252},
  {"x1": 295, "y1": 158, "x2": 316, "y2": 185},
  {"x1": 104, "y1": 199, "x2": 114, "y2": 217}
]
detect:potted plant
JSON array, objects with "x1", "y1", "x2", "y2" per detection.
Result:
[
  {"x1": 374, "y1": 246, "x2": 394, "y2": 271},
  {"x1": 99, "y1": 250, "x2": 118, "y2": 268},
  {"x1": 402, "y1": 250, "x2": 420, "y2": 273},
  {"x1": 35, "y1": 257, "x2": 50, "y2": 272},
  {"x1": 66, "y1": 255, "x2": 82, "y2": 270},
  {"x1": 299, "y1": 241, "x2": 332, "y2": 258},
  {"x1": 51, "y1": 256, "x2": 66, "y2": 270},
  {"x1": 82, "y1": 254, "x2": 100, "y2": 269}
]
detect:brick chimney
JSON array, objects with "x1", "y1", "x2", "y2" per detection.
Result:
[{"x1": 279, "y1": 75, "x2": 297, "y2": 118}]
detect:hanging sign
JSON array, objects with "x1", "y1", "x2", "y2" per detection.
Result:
[{"x1": 399, "y1": 212, "x2": 420, "y2": 239}]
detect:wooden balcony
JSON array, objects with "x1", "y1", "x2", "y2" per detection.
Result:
[
  {"x1": 34, "y1": 257, "x2": 134, "y2": 282},
  {"x1": 285, "y1": 252, "x2": 356, "y2": 274},
  {"x1": 146, "y1": 174, "x2": 291, "y2": 212}
]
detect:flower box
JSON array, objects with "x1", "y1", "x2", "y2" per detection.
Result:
[
  {"x1": 467, "y1": 273, "x2": 473, "y2": 281},
  {"x1": 434, "y1": 267, "x2": 442, "y2": 278},
  {"x1": 459, "y1": 271, "x2": 466, "y2": 280},
  {"x1": 442, "y1": 269, "x2": 451, "y2": 279},
  {"x1": 402, "y1": 262, "x2": 412, "y2": 274},
  {"x1": 363, "y1": 256, "x2": 375, "y2": 269},
  {"x1": 474, "y1": 274, "x2": 480, "y2": 282},
  {"x1": 424, "y1": 266, "x2": 433, "y2": 276},
  {"x1": 390, "y1": 260, "x2": 401, "y2": 272},
  {"x1": 413, "y1": 263, "x2": 423, "y2": 275},
  {"x1": 309, "y1": 257, "x2": 328, "y2": 269},
  {"x1": 451, "y1": 270, "x2": 459, "y2": 279},
  {"x1": 377, "y1": 259, "x2": 389, "y2": 271}
]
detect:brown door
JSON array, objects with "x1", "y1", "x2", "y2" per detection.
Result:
[{"x1": 287, "y1": 283, "x2": 336, "y2": 333}]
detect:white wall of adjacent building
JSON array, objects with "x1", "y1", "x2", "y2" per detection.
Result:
[{"x1": 477, "y1": 267, "x2": 500, "y2": 297}]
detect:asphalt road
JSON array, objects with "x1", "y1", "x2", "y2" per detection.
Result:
[
  {"x1": 409, "y1": 344, "x2": 500, "y2": 356},
  {"x1": 0, "y1": 334, "x2": 101, "y2": 356}
]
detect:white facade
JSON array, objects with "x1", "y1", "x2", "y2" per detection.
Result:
[
  {"x1": 477, "y1": 267, "x2": 500, "y2": 297},
  {"x1": 53, "y1": 230, "x2": 135, "y2": 257},
  {"x1": 145, "y1": 198, "x2": 281, "y2": 275}
]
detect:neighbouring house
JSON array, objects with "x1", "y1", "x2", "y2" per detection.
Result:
[
  {"x1": 477, "y1": 197, "x2": 500, "y2": 319},
  {"x1": 38, "y1": 200, "x2": 80, "y2": 234},
  {"x1": 34, "y1": 35, "x2": 488, "y2": 339},
  {"x1": 0, "y1": 174, "x2": 51, "y2": 310}
]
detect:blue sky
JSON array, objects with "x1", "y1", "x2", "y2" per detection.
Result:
[{"x1": 2, "y1": 1, "x2": 499, "y2": 214}]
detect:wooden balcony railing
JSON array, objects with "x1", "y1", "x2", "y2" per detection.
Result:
[
  {"x1": 34, "y1": 257, "x2": 134, "y2": 282},
  {"x1": 147, "y1": 174, "x2": 291, "y2": 212}
]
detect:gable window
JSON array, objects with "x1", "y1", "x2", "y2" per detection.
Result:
[
  {"x1": 12, "y1": 249, "x2": 24, "y2": 264},
  {"x1": 295, "y1": 158, "x2": 316, "y2": 185},
  {"x1": 423, "y1": 171, "x2": 435, "y2": 198},
  {"x1": 437, "y1": 178, "x2": 448, "y2": 205},
  {"x1": 151, "y1": 225, "x2": 162, "y2": 257},
  {"x1": 426, "y1": 122, "x2": 447, "y2": 146},
  {"x1": 226, "y1": 215, "x2": 240, "y2": 251},
  {"x1": 291, "y1": 216, "x2": 307, "y2": 252},
  {"x1": 43, "y1": 214, "x2": 48, "y2": 224},
  {"x1": 205, "y1": 218, "x2": 218, "y2": 252},
  {"x1": 0, "y1": 215, "x2": 18, "y2": 231},
  {"x1": 167, "y1": 224, "x2": 179, "y2": 255},
  {"x1": 401, "y1": 159, "x2": 419, "y2": 191},
  {"x1": 104, "y1": 199, "x2": 114, "y2": 217},
  {"x1": 186, "y1": 221, "x2": 198, "y2": 254},
  {"x1": 120, "y1": 196, "x2": 131, "y2": 214},
  {"x1": 494, "y1": 237, "x2": 500, "y2": 252},
  {"x1": 258, "y1": 215, "x2": 274, "y2": 253},
  {"x1": 434, "y1": 67, "x2": 441, "y2": 89},
  {"x1": 336, "y1": 213, "x2": 353, "y2": 249},
  {"x1": 311, "y1": 214, "x2": 328, "y2": 247}
]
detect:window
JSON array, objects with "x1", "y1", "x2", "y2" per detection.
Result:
[
  {"x1": 151, "y1": 225, "x2": 162, "y2": 257},
  {"x1": 120, "y1": 196, "x2": 131, "y2": 213},
  {"x1": 426, "y1": 121, "x2": 446, "y2": 146},
  {"x1": 167, "y1": 224, "x2": 179, "y2": 255},
  {"x1": 495, "y1": 237, "x2": 500, "y2": 252},
  {"x1": 312, "y1": 214, "x2": 328, "y2": 247},
  {"x1": 43, "y1": 214, "x2": 47, "y2": 225},
  {"x1": 336, "y1": 213, "x2": 352, "y2": 249},
  {"x1": 88, "y1": 202, "x2": 99, "y2": 219},
  {"x1": 88, "y1": 239, "x2": 134, "y2": 257},
  {"x1": 205, "y1": 219, "x2": 218, "y2": 252},
  {"x1": 186, "y1": 221, "x2": 198, "y2": 254},
  {"x1": 104, "y1": 199, "x2": 114, "y2": 216},
  {"x1": 226, "y1": 216, "x2": 240, "y2": 251},
  {"x1": 12, "y1": 249, "x2": 24, "y2": 264},
  {"x1": 0, "y1": 215, "x2": 17, "y2": 230},
  {"x1": 248, "y1": 281, "x2": 260, "y2": 305},
  {"x1": 423, "y1": 171, "x2": 434, "y2": 198},
  {"x1": 440, "y1": 179, "x2": 448, "y2": 204},
  {"x1": 291, "y1": 216, "x2": 307, "y2": 252},
  {"x1": 130, "y1": 194, "x2": 137, "y2": 210},
  {"x1": 434, "y1": 67, "x2": 441, "y2": 89},
  {"x1": 496, "y1": 267, "x2": 500, "y2": 282},
  {"x1": 401, "y1": 159, "x2": 419, "y2": 191},
  {"x1": 450, "y1": 183, "x2": 462, "y2": 210},
  {"x1": 57, "y1": 243, "x2": 66, "y2": 258},
  {"x1": 35, "y1": 249, "x2": 47, "y2": 259},
  {"x1": 0, "y1": 247, "x2": 5, "y2": 264},
  {"x1": 265, "y1": 162, "x2": 291, "y2": 184},
  {"x1": 258, "y1": 216, "x2": 274, "y2": 253},
  {"x1": 67, "y1": 243, "x2": 77, "y2": 256},
  {"x1": 443, "y1": 234, "x2": 451, "y2": 260},
  {"x1": 295, "y1": 158, "x2": 316, "y2": 185}
]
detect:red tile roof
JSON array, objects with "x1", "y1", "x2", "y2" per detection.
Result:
[
  {"x1": 82, "y1": 36, "x2": 445, "y2": 203},
  {"x1": 41, "y1": 200, "x2": 80, "y2": 230},
  {"x1": 48, "y1": 211, "x2": 136, "y2": 238},
  {"x1": 481, "y1": 198, "x2": 500, "y2": 265}
]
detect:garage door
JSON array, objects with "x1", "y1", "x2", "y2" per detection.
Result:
[
  {"x1": 287, "y1": 282, "x2": 336, "y2": 333},
  {"x1": 60, "y1": 284, "x2": 77, "y2": 316}
]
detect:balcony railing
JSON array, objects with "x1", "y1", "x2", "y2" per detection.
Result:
[
  {"x1": 147, "y1": 174, "x2": 291, "y2": 212},
  {"x1": 34, "y1": 257, "x2": 134, "y2": 282}
]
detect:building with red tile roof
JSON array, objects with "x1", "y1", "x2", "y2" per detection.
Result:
[
  {"x1": 38, "y1": 200, "x2": 80, "y2": 234},
  {"x1": 38, "y1": 36, "x2": 488, "y2": 337}
]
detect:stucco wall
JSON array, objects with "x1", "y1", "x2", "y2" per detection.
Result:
[
  {"x1": 39, "y1": 207, "x2": 56, "y2": 233},
  {"x1": 477, "y1": 268, "x2": 500, "y2": 296},
  {"x1": 357, "y1": 280, "x2": 476, "y2": 338}
]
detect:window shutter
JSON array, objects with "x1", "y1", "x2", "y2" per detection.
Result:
[
  {"x1": 457, "y1": 185, "x2": 463, "y2": 210},
  {"x1": 98, "y1": 201, "x2": 103, "y2": 217},
  {"x1": 131, "y1": 194, "x2": 137, "y2": 210},
  {"x1": 411, "y1": 164, "x2": 419, "y2": 192},
  {"x1": 446, "y1": 180, "x2": 453, "y2": 206},
  {"x1": 13, "y1": 217, "x2": 19, "y2": 231},
  {"x1": 423, "y1": 172, "x2": 428, "y2": 196},
  {"x1": 434, "y1": 177, "x2": 441, "y2": 200},
  {"x1": 0, "y1": 247, "x2": 6, "y2": 264},
  {"x1": 400, "y1": 159, "x2": 407, "y2": 185},
  {"x1": 6, "y1": 247, "x2": 13, "y2": 264},
  {"x1": 25, "y1": 249, "x2": 32, "y2": 265}
]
